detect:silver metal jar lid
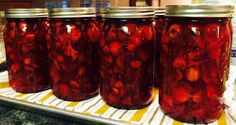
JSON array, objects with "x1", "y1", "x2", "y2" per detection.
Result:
[
  {"x1": 5, "y1": 8, "x2": 48, "y2": 18},
  {"x1": 49, "y1": 8, "x2": 96, "y2": 18},
  {"x1": 155, "y1": 7, "x2": 165, "y2": 16},
  {"x1": 102, "y1": 7, "x2": 155, "y2": 18},
  {"x1": 166, "y1": 5, "x2": 234, "y2": 17}
]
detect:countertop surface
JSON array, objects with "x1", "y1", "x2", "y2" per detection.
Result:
[{"x1": 0, "y1": 102, "x2": 86, "y2": 125}]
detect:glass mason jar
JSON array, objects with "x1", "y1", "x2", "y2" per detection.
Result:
[
  {"x1": 3, "y1": 9, "x2": 50, "y2": 93},
  {"x1": 48, "y1": 8, "x2": 100, "y2": 101},
  {"x1": 100, "y1": 7, "x2": 155, "y2": 109},
  {"x1": 159, "y1": 5, "x2": 234, "y2": 123},
  {"x1": 154, "y1": 7, "x2": 165, "y2": 87}
]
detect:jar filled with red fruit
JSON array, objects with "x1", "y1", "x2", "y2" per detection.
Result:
[
  {"x1": 154, "y1": 7, "x2": 165, "y2": 87},
  {"x1": 100, "y1": 7, "x2": 155, "y2": 109},
  {"x1": 48, "y1": 8, "x2": 100, "y2": 101},
  {"x1": 4, "y1": 8, "x2": 50, "y2": 93},
  {"x1": 159, "y1": 5, "x2": 234, "y2": 123}
]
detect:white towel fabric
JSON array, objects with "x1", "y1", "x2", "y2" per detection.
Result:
[{"x1": 224, "y1": 65, "x2": 236, "y2": 120}]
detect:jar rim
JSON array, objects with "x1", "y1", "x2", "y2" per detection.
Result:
[
  {"x1": 155, "y1": 7, "x2": 165, "y2": 16},
  {"x1": 49, "y1": 8, "x2": 96, "y2": 18},
  {"x1": 166, "y1": 5, "x2": 234, "y2": 17},
  {"x1": 102, "y1": 7, "x2": 155, "y2": 19},
  {"x1": 5, "y1": 8, "x2": 48, "y2": 18},
  {"x1": 96, "y1": 8, "x2": 106, "y2": 17}
]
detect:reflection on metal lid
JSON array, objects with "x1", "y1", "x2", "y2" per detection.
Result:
[
  {"x1": 5, "y1": 8, "x2": 48, "y2": 18},
  {"x1": 166, "y1": 5, "x2": 234, "y2": 17},
  {"x1": 49, "y1": 8, "x2": 96, "y2": 18},
  {"x1": 102, "y1": 7, "x2": 155, "y2": 18}
]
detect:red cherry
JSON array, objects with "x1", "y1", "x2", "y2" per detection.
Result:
[
  {"x1": 10, "y1": 22, "x2": 16, "y2": 28},
  {"x1": 125, "y1": 23, "x2": 138, "y2": 34},
  {"x1": 123, "y1": 97, "x2": 132, "y2": 106},
  {"x1": 99, "y1": 68, "x2": 105, "y2": 79},
  {"x1": 110, "y1": 41, "x2": 122, "y2": 56},
  {"x1": 137, "y1": 50, "x2": 149, "y2": 61},
  {"x1": 78, "y1": 67, "x2": 85, "y2": 76},
  {"x1": 202, "y1": 67, "x2": 218, "y2": 85},
  {"x1": 25, "y1": 34, "x2": 35, "y2": 41},
  {"x1": 23, "y1": 66, "x2": 34, "y2": 72},
  {"x1": 191, "y1": 107, "x2": 205, "y2": 120},
  {"x1": 10, "y1": 30, "x2": 15, "y2": 38},
  {"x1": 119, "y1": 88, "x2": 126, "y2": 97},
  {"x1": 170, "y1": 104, "x2": 186, "y2": 118},
  {"x1": 141, "y1": 25, "x2": 153, "y2": 41},
  {"x1": 23, "y1": 58, "x2": 31, "y2": 65},
  {"x1": 130, "y1": 60, "x2": 142, "y2": 69},
  {"x1": 127, "y1": 43, "x2": 137, "y2": 52},
  {"x1": 172, "y1": 56, "x2": 186, "y2": 69},
  {"x1": 55, "y1": 22, "x2": 63, "y2": 27},
  {"x1": 10, "y1": 79, "x2": 21, "y2": 89},
  {"x1": 19, "y1": 22, "x2": 27, "y2": 31},
  {"x1": 203, "y1": 24, "x2": 219, "y2": 42},
  {"x1": 57, "y1": 55, "x2": 64, "y2": 63},
  {"x1": 205, "y1": 101, "x2": 222, "y2": 120},
  {"x1": 175, "y1": 70, "x2": 183, "y2": 81},
  {"x1": 105, "y1": 55, "x2": 113, "y2": 64},
  {"x1": 161, "y1": 44, "x2": 169, "y2": 53},
  {"x1": 10, "y1": 64, "x2": 20, "y2": 73},
  {"x1": 21, "y1": 45, "x2": 30, "y2": 53},
  {"x1": 70, "y1": 81, "x2": 80, "y2": 89},
  {"x1": 160, "y1": 95, "x2": 174, "y2": 113},
  {"x1": 185, "y1": 66, "x2": 200, "y2": 82},
  {"x1": 128, "y1": 35, "x2": 141, "y2": 46},
  {"x1": 107, "y1": 25, "x2": 117, "y2": 40},
  {"x1": 53, "y1": 60, "x2": 60, "y2": 70},
  {"x1": 64, "y1": 45, "x2": 78, "y2": 61},
  {"x1": 50, "y1": 70, "x2": 60, "y2": 82},
  {"x1": 116, "y1": 56, "x2": 124, "y2": 68},
  {"x1": 71, "y1": 29, "x2": 81, "y2": 42},
  {"x1": 46, "y1": 34, "x2": 51, "y2": 42},
  {"x1": 208, "y1": 47, "x2": 222, "y2": 62},
  {"x1": 117, "y1": 30, "x2": 127, "y2": 42},
  {"x1": 173, "y1": 86, "x2": 190, "y2": 103},
  {"x1": 99, "y1": 39, "x2": 105, "y2": 47},
  {"x1": 87, "y1": 26, "x2": 100, "y2": 42},
  {"x1": 112, "y1": 88, "x2": 119, "y2": 95},
  {"x1": 108, "y1": 94, "x2": 118, "y2": 104},
  {"x1": 58, "y1": 84, "x2": 70, "y2": 98},
  {"x1": 9, "y1": 53, "x2": 17, "y2": 60},
  {"x1": 188, "y1": 51, "x2": 201, "y2": 60},
  {"x1": 192, "y1": 91, "x2": 203, "y2": 103},
  {"x1": 206, "y1": 85, "x2": 221, "y2": 100},
  {"x1": 102, "y1": 45, "x2": 110, "y2": 53},
  {"x1": 115, "y1": 81, "x2": 123, "y2": 89},
  {"x1": 168, "y1": 24, "x2": 182, "y2": 38}
]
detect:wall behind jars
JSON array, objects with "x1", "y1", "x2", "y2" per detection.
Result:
[
  {"x1": 32, "y1": 0, "x2": 129, "y2": 8},
  {"x1": 0, "y1": 11, "x2": 5, "y2": 61},
  {"x1": 0, "y1": 0, "x2": 33, "y2": 10}
]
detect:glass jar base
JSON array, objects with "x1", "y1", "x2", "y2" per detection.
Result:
[
  {"x1": 10, "y1": 84, "x2": 50, "y2": 93},
  {"x1": 53, "y1": 90, "x2": 99, "y2": 101},
  {"x1": 160, "y1": 108, "x2": 222, "y2": 124},
  {"x1": 103, "y1": 99, "x2": 153, "y2": 110}
]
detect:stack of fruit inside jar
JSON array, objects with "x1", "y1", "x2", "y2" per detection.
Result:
[{"x1": 2, "y1": 5, "x2": 234, "y2": 124}]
